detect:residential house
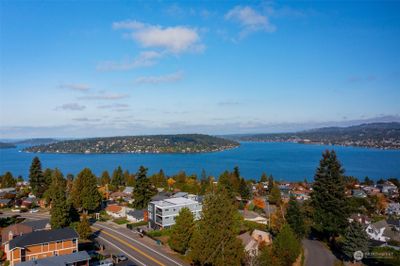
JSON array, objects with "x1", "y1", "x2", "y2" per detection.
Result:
[
  {"x1": 362, "y1": 186, "x2": 380, "y2": 196},
  {"x1": 238, "y1": 229, "x2": 272, "y2": 257},
  {"x1": 348, "y1": 213, "x2": 371, "y2": 225},
  {"x1": 0, "y1": 188, "x2": 16, "y2": 194},
  {"x1": 366, "y1": 220, "x2": 400, "y2": 244},
  {"x1": 4, "y1": 228, "x2": 79, "y2": 266},
  {"x1": 239, "y1": 210, "x2": 269, "y2": 225},
  {"x1": 1, "y1": 224, "x2": 33, "y2": 246},
  {"x1": 123, "y1": 186, "x2": 134, "y2": 195},
  {"x1": 22, "y1": 219, "x2": 51, "y2": 231},
  {"x1": 0, "y1": 198, "x2": 12, "y2": 208},
  {"x1": 386, "y1": 203, "x2": 400, "y2": 216},
  {"x1": 21, "y1": 198, "x2": 35, "y2": 209},
  {"x1": 105, "y1": 205, "x2": 126, "y2": 219},
  {"x1": 387, "y1": 217, "x2": 400, "y2": 231},
  {"x1": 377, "y1": 182, "x2": 398, "y2": 195},
  {"x1": 17, "y1": 251, "x2": 90, "y2": 266},
  {"x1": 148, "y1": 197, "x2": 202, "y2": 229},
  {"x1": 126, "y1": 209, "x2": 148, "y2": 223},
  {"x1": 352, "y1": 189, "x2": 367, "y2": 198}
]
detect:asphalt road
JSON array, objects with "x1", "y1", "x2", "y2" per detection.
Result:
[
  {"x1": 302, "y1": 239, "x2": 336, "y2": 266},
  {"x1": 0, "y1": 211, "x2": 187, "y2": 266}
]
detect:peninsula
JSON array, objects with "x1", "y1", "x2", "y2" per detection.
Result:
[
  {"x1": 23, "y1": 134, "x2": 239, "y2": 154},
  {"x1": 226, "y1": 122, "x2": 400, "y2": 150}
]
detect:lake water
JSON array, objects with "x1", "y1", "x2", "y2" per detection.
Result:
[{"x1": 0, "y1": 142, "x2": 399, "y2": 181}]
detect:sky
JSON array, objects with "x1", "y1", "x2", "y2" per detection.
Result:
[{"x1": 0, "y1": 0, "x2": 399, "y2": 138}]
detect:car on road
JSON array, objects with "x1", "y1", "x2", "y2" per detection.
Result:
[
  {"x1": 96, "y1": 258, "x2": 114, "y2": 266},
  {"x1": 30, "y1": 208, "x2": 39, "y2": 213},
  {"x1": 11, "y1": 208, "x2": 21, "y2": 213},
  {"x1": 112, "y1": 254, "x2": 128, "y2": 263}
]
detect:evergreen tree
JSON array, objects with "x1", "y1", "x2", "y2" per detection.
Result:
[
  {"x1": 1, "y1": 172, "x2": 16, "y2": 188},
  {"x1": 269, "y1": 184, "x2": 282, "y2": 206},
  {"x1": 260, "y1": 172, "x2": 268, "y2": 183},
  {"x1": 100, "y1": 171, "x2": 111, "y2": 186},
  {"x1": 238, "y1": 178, "x2": 251, "y2": 200},
  {"x1": 44, "y1": 168, "x2": 66, "y2": 204},
  {"x1": 50, "y1": 180, "x2": 70, "y2": 229},
  {"x1": 342, "y1": 222, "x2": 369, "y2": 261},
  {"x1": 111, "y1": 166, "x2": 124, "y2": 187},
  {"x1": 273, "y1": 224, "x2": 302, "y2": 266},
  {"x1": 268, "y1": 175, "x2": 274, "y2": 191},
  {"x1": 77, "y1": 214, "x2": 92, "y2": 240},
  {"x1": 168, "y1": 208, "x2": 195, "y2": 254},
  {"x1": 71, "y1": 168, "x2": 102, "y2": 212},
  {"x1": 43, "y1": 168, "x2": 53, "y2": 191},
  {"x1": 133, "y1": 166, "x2": 155, "y2": 209},
  {"x1": 311, "y1": 150, "x2": 349, "y2": 240},
  {"x1": 286, "y1": 196, "x2": 306, "y2": 238},
  {"x1": 29, "y1": 157, "x2": 46, "y2": 197},
  {"x1": 190, "y1": 189, "x2": 244, "y2": 265}
]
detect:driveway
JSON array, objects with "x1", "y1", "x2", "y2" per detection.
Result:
[{"x1": 302, "y1": 239, "x2": 336, "y2": 266}]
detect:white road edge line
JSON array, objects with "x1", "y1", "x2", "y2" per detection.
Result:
[
  {"x1": 96, "y1": 223, "x2": 184, "y2": 266},
  {"x1": 98, "y1": 235, "x2": 147, "y2": 266}
]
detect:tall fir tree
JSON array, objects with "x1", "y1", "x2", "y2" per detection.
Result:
[
  {"x1": 286, "y1": 196, "x2": 306, "y2": 238},
  {"x1": 272, "y1": 224, "x2": 302, "y2": 266},
  {"x1": 1, "y1": 172, "x2": 16, "y2": 188},
  {"x1": 168, "y1": 208, "x2": 195, "y2": 254},
  {"x1": 190, "y1": 189, "x2": 244, "y2": 265},
  {"x1": 133, "y1": 166, "x2": 155, "y2": 209},
  {"x1": 71, "y1": 168, "x2": 102, "y2": 212},
  {"x1": 269, "y1": 184, "x2": 282, "y2": 206},
  {"x1": 100, "y1": 171, "x2": 111, "y2": 186},
  {"x1": 238, "y1": 178, "x2": 251, "y2": 200},
  {"x1": 311, "y1": 150, "x2": 349, "y2": 240},
  {"x1": 260, "y1": 172, "x2": 268, "y2": 183},
  {"x1": 342, "y1": 222, "x2": 369, "y2": 261},
  {"x1": 44, "y1": 168, "x2": 66, "y2": 204},
  {"x1": 29, "y1": 156, "x2": 46, "y2": 197},
  {"x1": 268, "y1": 175, "x2": 274, "y2": 191},
  {"x1": 111, "y1": 166, "x2": 124, "y2": 187},
  {"x1": 50, "y1": 179, "x2": 70, "y2": 229}
]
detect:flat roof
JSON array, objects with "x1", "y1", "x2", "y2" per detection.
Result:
[{"x1": 152, "y1": 197, "x2": 199, "y2": 207}]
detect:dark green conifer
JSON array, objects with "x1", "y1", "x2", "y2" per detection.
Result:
[
  {"x1": 29, "y1": 157, "x2": 45, "y2": 197},
  {"x1": 168, "y1": 208, "x2": 195, "y2": 254},
  {"x1": 286, "y1": 196, "x2": 306, "y2": 238},
  {"x1": 311, "y1": 150, "x2": 349, "y2": 240},
  {"x1": 133, "y1": 166, "x2": 155, "y2": 209},
  {"x1": 342, "y1": 222, "x2": 369, "y2": 261}
]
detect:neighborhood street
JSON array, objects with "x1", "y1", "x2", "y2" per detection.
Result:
[
  {"x1": 302, "y1": 239, "x2": 336, "y2": 266},
  {"x1": 0, "y1": 211, "x2": 188, "y2": 266}
]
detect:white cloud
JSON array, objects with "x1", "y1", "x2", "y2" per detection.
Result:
[
  {"x1": 78, "y1": 92, "x2": 129, "y2": 100},
  {"x1": 134, "y1": 71, "x2": 183, "y2": 85},
  {"x1": 56, "y1": 103, "x2": 86, "y2": 111},
  {"x1": 59, "y1": 83, "x2": 91, "y2": 91},
  {"x1": 97, "y1": 51, "x2": 162, "y2": 71},
  {"x1": 225, "y1": 6, "x2": 276, "y2": 38},
  {"x1": 112, "y1": 20, "x2": 203, "y2": 54},
  {"x1": 97, "y1": 103, "x2": 130, "y2": 109}
]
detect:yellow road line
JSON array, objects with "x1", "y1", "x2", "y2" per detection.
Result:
[{"x1": 91, "y1": 226, "x2": 166, "y2": 266}]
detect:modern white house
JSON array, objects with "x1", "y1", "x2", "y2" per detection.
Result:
[{"x1": 148, "y1": 197, "x2": 202, "y2": 229}]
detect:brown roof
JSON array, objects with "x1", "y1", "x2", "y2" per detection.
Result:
[
  {"x1": 1, "y1": 224, "x2": 33, "y2": 244},
  {"x1": 105, "y1": 205, "x2": 123, "y2": 213}
]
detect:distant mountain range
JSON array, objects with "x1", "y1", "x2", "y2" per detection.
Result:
[
  {"x1": 23, "y1": 134, "x2": 239, "y2": 154},
  {"x1": 225, "y1": 122, "x2": 400, "y2": 149}
]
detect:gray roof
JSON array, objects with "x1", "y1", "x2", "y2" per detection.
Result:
[
  {"x1": 17, "y1": 251, "x2": 90, "y2": 266},
  {"x1": 127, "y1": 209, "x2": 145, "y2": 219},
  {"x1": 9, "y1": 228, "x2": 78, "y2": 250},
  {"x1": 172, "y1": 192, "x2": 188, "y2": 198},
  {"x1": 371, "y1": 220, "x2": 389, "y2": 231},
  {"x1": 22, "y1": 219, "x2": 51, "y2": 231},
  {"x1": 0, "y1": 198, "x2": 11, "y2": 204}
]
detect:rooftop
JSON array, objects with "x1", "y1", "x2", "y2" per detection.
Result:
[
  {"x1": 9, "y1": 228, "x2": 78, "y2": 250},
  {"x1": 17, "y1": 251, "x2": 90, "y2": 266},
  {"x1": 152, "y1": 197, "x2": 199, "y2": 207}
]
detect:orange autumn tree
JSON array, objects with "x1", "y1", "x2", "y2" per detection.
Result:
[
  {"x1": 253, "y1": 197, "x2": 266, "y2": 210},
  {"x1": 167, "y1": 178, "x2": 176, "y2": 191}
]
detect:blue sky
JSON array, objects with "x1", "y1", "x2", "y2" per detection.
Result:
[{"x1": 0, "y1": 0, "x2": 399, "y2": 138}]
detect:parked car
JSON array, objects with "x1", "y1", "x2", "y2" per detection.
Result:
[
  {"x1": 97, "y1": 258, "x2": 114, "y2": 266},
  {"x1": 30, "y1": 208, "x2": 39, "y2": 213},
  {"x1": 112, "y1": 254, "x2": 128, "y2": 263},
  {"x1": 11, "y1": 208, "x2": 21, "y2": 213}
]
